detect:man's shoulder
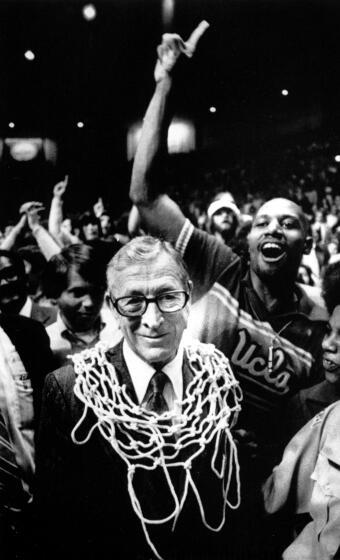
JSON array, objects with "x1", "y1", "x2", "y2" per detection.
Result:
[
  {"x1": 47, "y1": 363, "x2": 76, "y2": 392},
  {"x1": 31, "y1": 301, "x2": 57, "y2": 326},
  {"x1": 0, "y1": 312, "x2": 48, "y2": 339},
  {"x1": 47, "y1": 341, "x2": 123, "y2": 397}
]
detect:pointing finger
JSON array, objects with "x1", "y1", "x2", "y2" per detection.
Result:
[{"x1": 185, "y1": 20, "x2": 210, "y2": 57}]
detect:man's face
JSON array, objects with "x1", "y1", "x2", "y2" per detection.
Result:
[
  {"x1": 322, "y1": 305, "x2": 340, "y2": 384},
  {"x1": 57, "y1": 267, "x2": 105, "y2": 332},
  {"x1": 82, "y1": 222, "x2": 99, "y2": 241},
  {"x1": 110, "y1": 253, "x2": 191, "y2": 368},
  {"x1": 0, "y1": 256, "x2": 26, "y2": 313},
  {"x1": 211, "y1": 207, "x2": 237, "y2": 235},
  {"x1": 247, "y1": 198, "x2": 311, "y2": 281},
  {"x1": 100, "y1": 214, "x2": 112, "y2": 236},
  {"x1": 61, "y1": 218, "x2": 72, "y2": 235}
]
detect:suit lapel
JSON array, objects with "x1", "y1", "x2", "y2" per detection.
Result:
[
  {"x1": 182, "y1": 350, "x2": 194, "y2": 396},
  {"x1": 106, "y1": 340, "x2": 139, "y2": 404},
  {"x1": 84, "y1": 341, "x2": 139, "y2": 461}
]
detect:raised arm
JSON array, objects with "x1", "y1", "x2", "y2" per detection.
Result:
[
  {"x1": 23, "y1": 202, "x2": 62, "y2": 260},
  {"x1": 0, "y1": 214, "x2": 27, "y2": 250},
  {"x1": 130, "y1": 22, "x2": 209, "y2": 244},
  {"x1": 48, "y1": 176, "x2": 68, "y2": 240}
]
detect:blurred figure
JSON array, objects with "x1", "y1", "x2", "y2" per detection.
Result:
[
  {"x1": 0, "y1": 312, "x2": 54, "y2": 559},
  {"x1": 311, "y1": 209, "x2": 329, "y2": 245},
  {"x1": 327, "y1": 234, "x2": 340, "y2": 265},
  {"x1": 99, "y1": 212, "x2": 114, "y2": 240},
  {"x1": 79, "y1": 212, "x2": 101, "y2": 242},
  {"x1": 207, "y1": 192, "x2": 240, "y2": 244},
  {"x1": 297, "y1": 263, "x2": 314, "y2": 286},
  {"x1": 0, "y1": 250, "x2": 56, "y2": 326},
  {"x1": 286, "y1": 260, "x2": 340, "y2": 438}
]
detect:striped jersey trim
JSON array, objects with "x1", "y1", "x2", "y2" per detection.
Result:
[{"x1": 175, "y1": 219, "x2": 194, "y2": 256}]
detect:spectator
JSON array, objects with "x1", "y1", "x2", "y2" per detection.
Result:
[
  {"x1": 0, "y1": 312, "x2": 54, "y2": 559},
  {"x1": 129, "y1": 27, "x2": 327, "y2": 461},
  {"x1": 78, "y1": 211, "x2": 101, "y2": 243},
  {"x1": 43, "y1": 243, "x2": 121, "y2": 366},
  {"x1": 263, "y1": 400, "x2": 340, "y2": 560},
  {"x1": 286, "y1": 260, "x2": 340, "y2": 438},
  {"x1": 206, "y1": 192, "x2": 240, "y2": 244},
  {"x1": 35, "y1": 235, "x2": 241, "y2": 560},
  {"x1": 0, "y1": 250, "x2": 56, "y2": 326},
  {"x1": 297, "y1": 263, "x2": 314, "y2": 286},
  {"x1": 128, "y1": 26, "x2": 329, "y2": 558}
]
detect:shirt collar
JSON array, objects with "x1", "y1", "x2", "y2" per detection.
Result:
[
  {"x1": 19, "y1": 296, "x2": 32, "y2": 318},
  {"x1": 122, "y1": 339, "x2": 184, "y2": 405},
  {"x1": 57, "y1": 311, "x2": 105, "y2": 339}
]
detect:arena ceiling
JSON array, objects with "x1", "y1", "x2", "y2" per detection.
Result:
[{"x1": 0, "y1": 0, "x2": 339, "y2": 221}]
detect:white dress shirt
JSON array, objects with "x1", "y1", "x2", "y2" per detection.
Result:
[{"x1": 122, "y1": 339, "x2": 184, "y2": 415}]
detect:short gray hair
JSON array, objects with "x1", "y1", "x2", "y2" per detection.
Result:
[{"x1": 106, "y1": 235, "x2": 191, "y2": 294}]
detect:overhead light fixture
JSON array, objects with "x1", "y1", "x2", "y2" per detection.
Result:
[
  {"x1": 127, "y1": 118, "x2": 196, "y2": 160},
  {"x1": 77, "y1": 121, "x2": 85, "y2": 128},
  {"x1": 5, "y1": 138, "x2": 42, "y2": 161},
  {"x1": 82, "y1": 4, "x2": 97, "y2": 21},
  {"x1": 24, "y1": 50, "x2": 35, "y2": 61}
]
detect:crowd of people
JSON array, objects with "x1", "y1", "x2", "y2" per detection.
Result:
[{"x1": 1, "y1": 22, "x2": 340, "y2": 560}]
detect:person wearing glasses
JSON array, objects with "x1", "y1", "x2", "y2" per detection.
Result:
[{"x1": 34, "y1": 235, "x2": 242, "y2": 560}]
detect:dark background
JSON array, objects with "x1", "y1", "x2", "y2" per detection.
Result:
[{"x1": 0, "y1": 0, "x2": 339, "y2": 223}]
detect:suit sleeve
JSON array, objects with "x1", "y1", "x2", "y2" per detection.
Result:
[
  {"x1": 34, "y1": 371, "x2": 76, "y2": 554},
  {"x1": 27, "y1": 320, "x2": 56, "y2": 424}
]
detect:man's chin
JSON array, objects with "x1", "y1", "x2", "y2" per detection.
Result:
[
  {"x1": 136, "y1": 345, "x2": 173, "y2": 367},
  {"x1": 73, "y1": 317, "x2": 98, "y2": 331},
  {"x1": 325, "y1": 370, "x2": 340, "y2": 384}
]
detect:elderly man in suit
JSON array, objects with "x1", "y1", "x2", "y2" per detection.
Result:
[{"x1": 35, "y1": 235, "x2": 241, "y2": 560}]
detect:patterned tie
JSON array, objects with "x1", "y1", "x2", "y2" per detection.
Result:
[
  {"x1": 145, "y1": 371, "x2": 169, "y2": 414},
  {"x1": 0, "y1": 409, "x2": 24, "y2": 507}
]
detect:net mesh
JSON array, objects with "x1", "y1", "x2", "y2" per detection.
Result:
[{"x1": 71, "y1": 339, "x2": 242, "y2": 559}]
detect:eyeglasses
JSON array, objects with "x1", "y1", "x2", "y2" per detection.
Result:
[{"x1": 110, "y1": 290, "x2": 189, "y2": 318}]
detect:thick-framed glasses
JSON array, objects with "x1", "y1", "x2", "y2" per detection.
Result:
[{"x1": 110, "y1": 290, "x2": 189, "y2": 318}]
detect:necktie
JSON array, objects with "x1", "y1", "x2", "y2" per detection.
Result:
[
  {"x1": 0, "y1": 409, "x2": 24, "y2": 508},
  {"x1": 145, "y1": 371, "x2": 169, "y2": 414}
]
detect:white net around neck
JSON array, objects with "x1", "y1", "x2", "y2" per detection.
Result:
[{"x1": 71, "y1": 339, "x2": 242, "y2": 560}]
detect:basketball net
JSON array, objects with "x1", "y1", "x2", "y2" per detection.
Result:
[{"x1": 71, "y1": 339, "x2": 242, "y2": 559}]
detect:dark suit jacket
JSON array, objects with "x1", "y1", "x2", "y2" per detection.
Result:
[
  {"x1": 30, "y1": 301, "x2": 57, "y2": 327},
  {"x1": 35, "y1": 341, "x2": 233, "y2": 560},
  {"x1": 285, "y1": 380, "x2": 340, "y2": 442}
]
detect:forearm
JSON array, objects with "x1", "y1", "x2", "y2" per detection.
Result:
[
  {"x1": 48, "y1": 196, "x2": 63, "y2": 239},
  {"x1": 130, "y1": 77, "x2": 172, "y2": 206},
  {"x1": 0, "y1": 225, "x2": 21, "y2": 250},
  {"x1": 31, "y1": 225, "x2": 61, "y2": 260}
]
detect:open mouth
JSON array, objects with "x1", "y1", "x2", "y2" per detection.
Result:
[
  {"x1": 323, "y1": 357, "x2": 340, "y2": 372},
  {"x1": 260, "y1": 242, "x2": 286, "y2": 262}
]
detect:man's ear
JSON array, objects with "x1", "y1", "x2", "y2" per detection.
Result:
[
  {"x1": 106, "y1": 292, "x2": 121, "y2": 322},
  {"x1": 187, "y1": 280, "x2": 193, "y2": 298},
  {"x1": 303, "y1": 235, "x2": 313, "y2": 255},
  {"x1": 105, "y1": 292, "x2": 115, "y2": 312}
]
